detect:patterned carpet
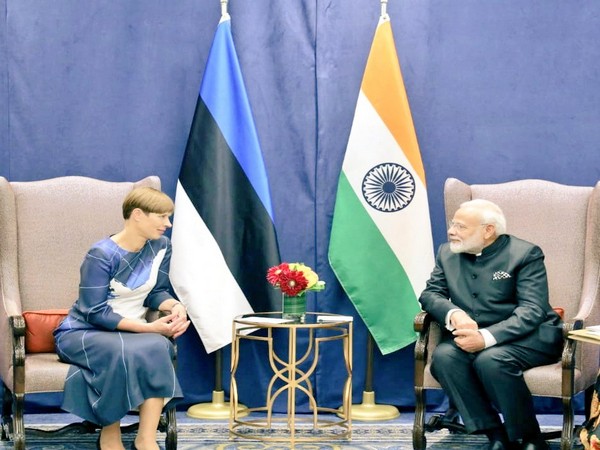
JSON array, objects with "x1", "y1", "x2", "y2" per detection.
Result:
[{"x1": 0, "y1": 412, "x2": 579, "y2": 449}]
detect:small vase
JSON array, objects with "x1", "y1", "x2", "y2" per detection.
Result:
[{"x1": 282, "y1": 293, "x2": 306, "y2": 322}]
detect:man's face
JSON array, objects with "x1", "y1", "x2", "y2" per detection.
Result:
[{"x1": 447, "y1": 208, "x2": 486, "y2": 254}]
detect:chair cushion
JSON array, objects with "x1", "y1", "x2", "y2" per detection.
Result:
[
  {"x1": 25, "y1": 352, "x2": 71, "y2": 392},
  {"x1": 23, "y1": 309, "x2": 69, "y2": 353}
]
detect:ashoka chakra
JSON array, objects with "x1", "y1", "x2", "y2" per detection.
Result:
[{"x1": 361, "y1": 163, "x2": 416, "y2": 212}]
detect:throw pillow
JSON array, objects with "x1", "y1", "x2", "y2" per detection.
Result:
[{"x1": 22, "y1": 309, "x2": 69, "y2": 353}]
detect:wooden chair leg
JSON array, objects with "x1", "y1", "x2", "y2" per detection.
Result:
[
  {"x1": 560, "y1": 394, "x2": 575, "y2": 450},
  {"x1": 164, "y1": 407, "x2": 177, "y2": 450},
  {"x1": 413, "y1": 386, "x2": 427, "y2": 450},
  {"x1": 13, "y1": 393, "x2": 25, "y2": 450}
]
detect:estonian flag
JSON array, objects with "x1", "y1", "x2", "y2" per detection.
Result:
[
  {"x1": 170, "y1": 14, "x2": 280, "y2": 354},
  {"x1": 328, "y1": 15, "x2": 434, "y2": 355}
]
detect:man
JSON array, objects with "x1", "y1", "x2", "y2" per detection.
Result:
[{"x1": 419, "y1": 199, "x2": 563, "y2": 450}]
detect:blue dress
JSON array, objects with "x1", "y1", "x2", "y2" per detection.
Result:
[{"x1": 54, "y1": 236, "x2": 183, "y2": 426}]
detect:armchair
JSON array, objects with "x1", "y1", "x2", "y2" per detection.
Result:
[
  {"x1": 413, "y1": 178, "x2": 600, "y2": 450},
  {"x1": 0, "y1": 175, "x2": 177, "y2": 450}
]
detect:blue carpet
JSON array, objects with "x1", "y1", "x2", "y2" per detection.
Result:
[{"x1": 0, "y1": 412, "x2": 583, "y2": 449}]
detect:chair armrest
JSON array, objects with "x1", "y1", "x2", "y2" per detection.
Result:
[
  {"x1": 414, "y1": 311, "x2": 432, "y2": 334},
  {"x1": 414, "y1": 311, "x2": 433, "y2": 388},
  {"x1": 9, "y1": 315, "x2": 25, "y2": 364},
  {"x1": 9, "y1": 315, "x2": 26, "y2": 394},
  {"x1": 558, "y1": 317, "x2": 582, "y2": 366},
  {"x1": 414, "y1": 311, "x2": 433, "y2": 363},
  {"x1": 557, "y1": 319, "x2": 583, "y2": 400},
  {"x1": 562, "y1": 317, "x2": 583, "y2": 338}
]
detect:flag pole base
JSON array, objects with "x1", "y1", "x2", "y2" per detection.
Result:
[
  {"x1": 337, "y1": 390, "x2": 400, "y2": 421},
  {"x1": 186, "y1": 390, "x2": 248, "y2": 419}
]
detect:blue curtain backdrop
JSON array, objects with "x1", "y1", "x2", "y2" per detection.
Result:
[{"x1": 1, "y1": 0, "x2": 599, "y2": 414}]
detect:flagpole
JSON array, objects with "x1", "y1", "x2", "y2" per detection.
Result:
[
  {"x1": 183, "y1": 1, "x2": 233, "y2": 416},
  {"x1": 186, "y1": 348, "x2": 248, "y2": 419},
  {"x1": 339, "y1": 331, "x2": 400, "y2": 421}
]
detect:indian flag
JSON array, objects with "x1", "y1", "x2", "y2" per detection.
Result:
[{"x1": 328, "y1": 15, "x2": 434, "y2": 355}]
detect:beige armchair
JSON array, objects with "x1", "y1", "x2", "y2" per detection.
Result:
[
  {"x1": 413, "y1": 178, "x2": 600, "y2": 450},
  {"x1": 0, "y1": 175, "x2": 177, "y2": 450}
]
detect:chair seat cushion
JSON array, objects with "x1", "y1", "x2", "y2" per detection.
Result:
[
  {"x1": 23, "y1": 309, "x2": 69, "y2": 353},
  {"x1": 524, "y1": 362, "x2": 585, "y2": 396},
  {"x1": 425, "y1": 361, "x2": 584, "y2": 397},
  {"x1": 24, "y1": 352, "x2": 71, "y2": 393}
]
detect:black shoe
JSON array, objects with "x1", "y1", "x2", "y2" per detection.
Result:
[{"x1": 521, "y1": 439, "x2": 550, "y2": 450}]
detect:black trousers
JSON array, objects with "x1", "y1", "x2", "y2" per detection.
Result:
[{"x1": 430, "y1": 339, "x2": 560, "y2": 441}]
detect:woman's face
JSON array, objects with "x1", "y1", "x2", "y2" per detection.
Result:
[{"x1": 137, "y1": 210, "x2": 172, "y2": 240}]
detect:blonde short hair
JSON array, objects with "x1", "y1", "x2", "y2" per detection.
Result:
[{"x1": 122, "y1": 187, "x2": 174, "y2": 219}]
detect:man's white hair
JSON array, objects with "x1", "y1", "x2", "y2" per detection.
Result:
[{"x1": 459, "y1": 199, "x2": 507, "y2": 235}]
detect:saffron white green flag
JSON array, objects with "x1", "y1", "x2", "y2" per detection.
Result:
[{"x1": 328, "y1": 15, "x2": 434, "y2": 355}]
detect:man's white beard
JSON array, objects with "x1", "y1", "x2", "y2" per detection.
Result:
[
  {"x1": 449, "y1": 234, "x2": 484, "y2": 254},
  {"x1": 449, "y1": 241, "x2": 464, "y2": 253}
]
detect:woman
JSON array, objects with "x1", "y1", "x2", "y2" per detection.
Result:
[{"x1": 54, "y1": 187, "x2": 190, "y2": 450}]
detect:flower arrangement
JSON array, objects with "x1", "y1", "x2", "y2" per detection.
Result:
[{"x1": 266, "y1": 262, "x2": 326, "y2": 297}]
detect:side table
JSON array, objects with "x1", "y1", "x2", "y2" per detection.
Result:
[{"x1": 229, "y1": 312, "x2": 353, "y2": 444}]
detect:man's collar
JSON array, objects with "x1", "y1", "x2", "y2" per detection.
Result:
[{"x1": 479, "y1": 234, "x2": 509, "y2": 258}]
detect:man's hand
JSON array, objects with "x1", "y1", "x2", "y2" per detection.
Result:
[
  {"x1": 450, "y1": 310, "x2": 478, "y2": 330},
  {"x1": 453, "y1": 328, "x2": 485, "y2": 353}
]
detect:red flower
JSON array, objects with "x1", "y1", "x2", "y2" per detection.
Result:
[
  {"x1": 266, "y1": 263, "x2": 289, "y2": 286},
  {"x1": 278, "y1": 270, "x2": 309, "y2": 296}
]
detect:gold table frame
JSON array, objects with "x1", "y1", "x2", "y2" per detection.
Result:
[{"x1": 230, "y1": 312, "x2": 353, "y2": 444}]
